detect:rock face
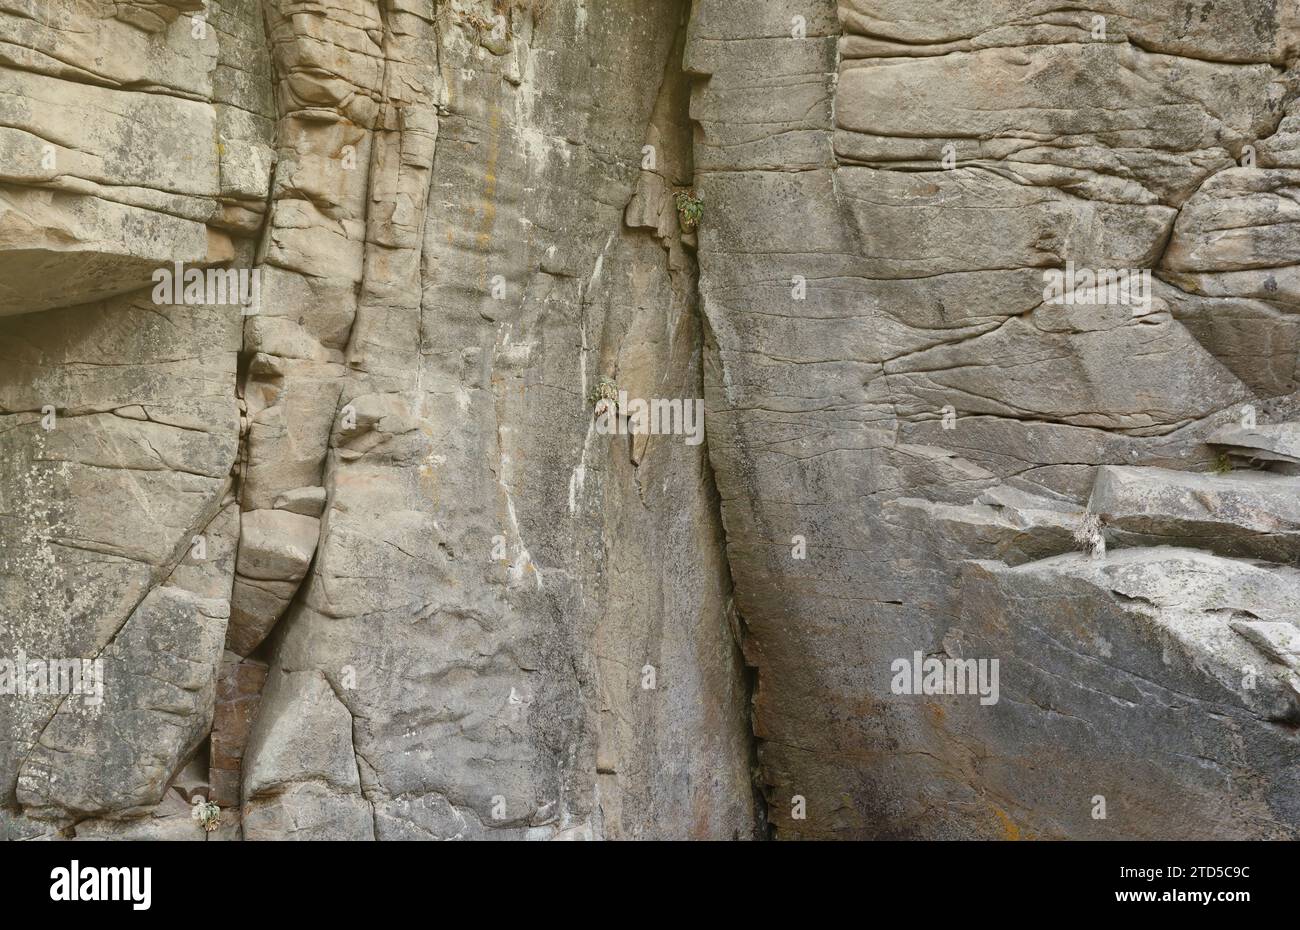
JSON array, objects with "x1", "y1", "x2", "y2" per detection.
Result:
[
  {"x1": 0, "y1": 0, "x2": 1297, "y2": 841},
  {"x1": 690, "y1": 0, "x2": 1300, "y2": 839}
]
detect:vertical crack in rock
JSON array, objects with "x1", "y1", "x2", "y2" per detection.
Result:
[
  {"x1": 237, "y1": 0, "x2": 440, "y2": 838},
  {"x1": 684, "y1": 0, "x2": 849, "y2": 840},
  {"x1": 584, "y1": 0, "x2": 764, "y2": 839}
]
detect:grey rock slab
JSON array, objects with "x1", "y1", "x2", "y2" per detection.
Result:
[
  {"x1": 0, "y1": 186, "x2": 228, "y2": 316},
  {"x1": 1089, "y1": 464, "x2": 1300, "y2": 562},
  {"x1": 272, "y1": 486, "x2": 327, "y2": 517},
  {"x1": 950, "y1": 547, "x2": 1300, "y2": 837},
  {"x1": 234, "y1": 509, "x2": 319, "y2": 583},
  {"x1": 1206, "y1": 422, "x2": 1300, "y2": 465},
  {"x1": 16, "y1": 586, "x2": 228, "y2": 819}
]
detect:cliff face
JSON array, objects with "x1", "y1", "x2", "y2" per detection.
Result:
[{"x1": 1, "y1": 0, "x2": 1298, "y2": 841}]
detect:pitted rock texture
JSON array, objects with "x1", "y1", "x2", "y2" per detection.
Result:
[{"x1": 0, "y1": 0, "x2": 1297, "y2": 841}]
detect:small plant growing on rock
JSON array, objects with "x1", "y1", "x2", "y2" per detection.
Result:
[
  {"x1": 1073, "y1": 512, "x2": 1106, "y2": 559},
  {"x1": 460, "y1": 0, "x2": 549, "y2": 39},
  {"x1": 460, "y1": 9, "x2": 497, "y2": 32},
  {"x1": 589, "y1": 377, "x2": 619, "y2": 416},
  {"x1": 674, "y1": 190, "x2": 704, "y2": 231},
  {"x1": 1212, "y1": 450, "x2": 1234, "y2": 474},
  {"x1": 191, "y1": 796, "x2": 221, "y2": 833}
]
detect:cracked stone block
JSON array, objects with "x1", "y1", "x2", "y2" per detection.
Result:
[
  {"x1": 0, "y1": 186, "x2": 230, "y2": 316},
  {"x1": 1158, "y1": 282, "x2": 1300, "y2": 397},
  {"x1": 1160, "y1": 170, "x2": 1300, "y2": 307},
  {"x1": 235, "y1": 509, "x2": 319, "y2": 582},
  {"x1": 887, "y1": 486, "x2": 1082, "y2": 568},
  {"x1": 243, "y1": 670, "x2": 360, "y2": 799},
  {"x1": 73, "y1": 787, "x2": 206, "y2": 841},
  {"x1": 0, "y1": 68, "x2": 219, "y2": 196},
  {"x1": 242, "y1": 781, "x2": 374, "y2": 841},
  {"x1": 16, "y1": 586, "x2": 229, "y2": 820},
  {"x1": 227, "y1": 509, "x2": 319, "y2": 655},
  {"x1": 1, "y1": 0, "x2": 216, "y2": 103},
  {"x1": 0, "y1": 286, "x2": 239, "y2": 809},
  {"x1": 241, "y1": 669, "x2": 371, "y2": 841},
  {"x1": 273, "y1": 486, "x2": 327, "y2": 517},
  {"x1": 115, "y1": 0, "x2": 206, "y2": 33},
  {"x1": 241, "y1": 360, "x2": 343, "y2": 511},
  {"x1": 836, "y1": 43, "x2": 1279, "y2": 205},
  {"x1": 837, "y1": 0, "x2": 1300, "y2": 65},
  {"x1": 949, "y1": 547, "x2": 1300, "y2": 838},
  {"x1": 227, "y1": 575, "x2": 300, "y2": 656},
  {"x1": 1089, "y1": 464, "x2": 1300, "y2": 563},
  {"x1": 1207, "y1": 422, "x2": 1300, "y2": 468}
]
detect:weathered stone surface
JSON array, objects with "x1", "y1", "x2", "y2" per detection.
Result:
[
  {"x1": 837, "y1": 0, "x2": 1300, "y2": 64},
  {"x1": 1089, "y1": 464, "x2": 1300, "y2": 562},
  {"x1": 0, "y1": 186, "x2": 228, "y2": 316},
  {"x1": 230, "y1": 0, "x2": 760, "y2": 843},
  {"x1": 236, "y1": 510, "x2": 319, "y2": 582},
  {"x1": 690, "y1": 0, "x2": 1300, "y2": 840},
  {"x1": 0, "y1": 290, "x2": 240, "y2": 818},
  {"x1": 210, "y1": 651, "x2": 268, "y2": 807},
  {"x1": 886, "y1": 485, "x2": 1083, "y2": 568},
  {"x1": 3, "y1": 0, "x2": 1299, "y2": 843},
  {"x1": 17, "y1": 585, "x2": 228, "y2": 819},
  {"x1": 1207, "y1": 421, "x2": 1300, "y2": 467},
  {"x1": 241, "y1": 670, "x2": 371, "y2": 841},
  {"x1": 1, "y1": 0, "x2": 214, "y2": 96},
  {"x1": 948, "y1": 549, "x2": 1300, "y2": 838},
  {"x1": 71, "y1": 792, "x2": 205, "y2": 841},
  {"x1": 273, "y1": 486, "x2": 327, "y2": 517}
]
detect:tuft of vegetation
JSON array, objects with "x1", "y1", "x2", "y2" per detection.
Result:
[
  {"x1": 459, "y1": 9, "x2": 496, "y2": 33},
  {"x1": 497, "y1": 0, "x2": 552, "y2": 16},
  {"x1": 460, "y1": 0, "x2": 550, "y2": 35},
  {"x1": 674, "y1": 190, "x2": 704, "y2": 231},
  {"x1": 1212, "y1": 450, "x2": 1234, "y2": 474},
  {"x1": 1073, "y1": 512, "x2": 1106, "y2": 559},
  {"x1": 191, "y1": 797, "x2": 221, "y2": 833},
  {"x1": 589, "y1": 377, "x2": 618, "y2": 408}
]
